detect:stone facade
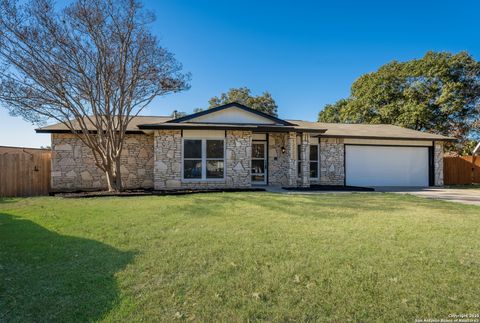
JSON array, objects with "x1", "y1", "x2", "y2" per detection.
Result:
[
  {"x1": 268, "y1": 132, "x2": 297, "y2": 187},
  {"x1": 434, "y1": 141, "x2": 444, "y2": 186},
  {"x1": 50, "y1": 131, "x2": 446, "y2": 191},
  {"x1": 299, "y1": 133, "x2": 310, "y2": 187},
  {"x1": 226, "y1": 131, "x2": 252, "y2": 187},
  {"x1": 153, "y1": 130, "x2": 182, "y2": 189},
  {"x1": 154, "y1": 130, "x2": 252, "y2": 189},
  {"x1": 319, "y1": 138, "x2": 345, "y2": 185},
  {"x1": 51, "y1": 133, "x2": 154, "y2": 191}
]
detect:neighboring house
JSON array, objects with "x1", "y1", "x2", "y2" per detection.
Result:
[{"x1": 36, "y1": 103, "x2": 454, "y2": 191}]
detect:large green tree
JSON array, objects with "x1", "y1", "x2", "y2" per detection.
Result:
[
  {"x1": 208, "y1": 87, "x2": 278, "y2": 116},
  {"x1": 318, "y1": 51, "x2": 480, "y2": 153}
]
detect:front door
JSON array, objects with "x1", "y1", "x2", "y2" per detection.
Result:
[{"x1": 251, "y1": 142, "x2": 267, "y2": 184}]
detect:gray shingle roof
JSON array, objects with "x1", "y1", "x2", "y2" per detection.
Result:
[
  {"x1": 289, "y1": 120, "x2": 454, "y2": 141},
  {"x1": 36, "y1": 116, "x2": 172, "y2": 133},
  {"x1": 36, "y1": 116, "x2": 455, "y2": 141}
]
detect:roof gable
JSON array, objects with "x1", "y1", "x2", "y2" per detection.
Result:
[{"x1": 167, "y1": 103, "x2": 294, "y2": 126}]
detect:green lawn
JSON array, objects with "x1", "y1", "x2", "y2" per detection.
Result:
[{"x1": 1, "y1": 193, "x2": 479, "y2": 322}]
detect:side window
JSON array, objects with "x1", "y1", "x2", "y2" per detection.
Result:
[
  {"x1": 183, "y1": 140, "x2": 202, "y2": 179},
  {"x1": 206, "y1": 140, "x2": 224, "y2": 179},
  {"x1": 297, "y1": 144, "x2": 319, "y2": 179},
  {"x1": 309, "y1": 145, "x2": 319, "y2": 179}
]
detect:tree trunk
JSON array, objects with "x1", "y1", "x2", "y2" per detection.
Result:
[
  {"x1": 105, "y1": 168, "x2": 116, "y2": 192},
  {"x1": 115, "y1": 157, "x2": 123, "y2": 191},
  {"x1": 104, "y1": 159, "x2": 123, "y2": 192}
]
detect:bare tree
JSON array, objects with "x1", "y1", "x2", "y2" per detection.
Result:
[{"x1": 0, "y1": 0, "x2": 189, "y2": 191}]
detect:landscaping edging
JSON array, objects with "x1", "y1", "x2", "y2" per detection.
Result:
[
  {"x1": 54, "y1": 188, "x2": 266, "y2": 198},
  {"x1": 282, "y1": 185, "x2": 375, "y2": 192}
]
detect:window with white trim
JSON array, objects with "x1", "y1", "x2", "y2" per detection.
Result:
[
  {"x1": 183, "y1": 139, "x2": 225, "y2": 180},
  {"x1": 297, "y1": 144, "x2": 319, "y2": 179}
]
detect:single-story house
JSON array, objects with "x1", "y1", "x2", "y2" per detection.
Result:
[{"x1": 36, "y1": 103, "x2": 454, "y2": 191}]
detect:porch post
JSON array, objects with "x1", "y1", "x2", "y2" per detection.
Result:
[
  {"x1": 287, "y1": 131, "x2": 297, "y2": 187},
  {"x1": 300, "y1": 132, "x2": 310, "y2": 187}
]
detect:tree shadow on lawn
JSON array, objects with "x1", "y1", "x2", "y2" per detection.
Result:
[
  {"x1": 0, "y1": 197, "x2": 17, "y2": 204},
  {"x1": 0, "y1": 213, "x2": 135, "y2": 322}
]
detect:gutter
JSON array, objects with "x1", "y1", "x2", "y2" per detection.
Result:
[
  {"x1": 137, "y1": 123, "x2": 327, "y2": 133},
  {"x1": 318, "y1": 134, "x2": 457, "y2": 142},
  {"x1": 35, "y1": 129, "x2": 145, "y2": 134}
]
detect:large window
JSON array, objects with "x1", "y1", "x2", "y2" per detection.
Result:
[
  {"x1": 183, "y1": 139, "x2": 224, "y2": 180},
  {"x1": 298, "y1": 144, "x2": 319, "y2": 179}
]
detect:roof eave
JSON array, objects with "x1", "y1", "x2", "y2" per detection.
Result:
[
  {"x1": 320, "y1": 134, "x2": 457, "y2": 142},
  {"x1": 138, "y1": 123, "x2": 327, "y2": 133},
  {"x1": 35, "y1": 129, "x2": 145, "y2": 134}
]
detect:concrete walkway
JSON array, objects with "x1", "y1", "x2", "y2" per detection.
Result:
[
  {"x1": 375, "y1": 187, "x2": 480, "y2": 206},
  {"x1": 265, "y1": 186, "x2": 480, "y2": 206}
]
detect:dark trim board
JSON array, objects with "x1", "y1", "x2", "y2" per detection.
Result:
[
  {"x1": 429, "y1": 140, "x2": 436, "y2": 186},
  {"x1": 266, "y1": 133, "x2": 269, "y2": 185},
  {"x1": 428, "y1": 147, "x2": 435, "y2": 186},
  {"x1": 138, "y1": 123, "x2": 327, "y2": 133},
  {"x1": 343, "y1": 144, "x2": 433, "y2": 187},
  {"x1": 343, "y1": 145, "x2": 346, "y2": 186},
  {"x1": 35, "y1": 129, "x2": 145, "y2": 134}
]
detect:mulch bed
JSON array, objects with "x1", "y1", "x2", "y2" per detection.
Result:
[
  {"x1": 282, "y1": 185, "x2": 375, "y2": 192},
  {"x1": 54, "y1": 188, "x2": 266, "y2": 198}
]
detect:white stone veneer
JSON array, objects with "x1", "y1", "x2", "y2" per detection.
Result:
[
  {"x1": 51, "y1": 133, "x2": 154, "y2": 191},
  {"x1": 154, "y1": 130, "x2": 252, "y2": 189}
]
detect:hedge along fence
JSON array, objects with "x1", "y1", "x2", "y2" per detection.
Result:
[
  {"x1": 443, "y1": 156, "x2": 480, "y2": 185},
  {"x1": 0, "y1": 146, "x2": 51, "y2": 197}
]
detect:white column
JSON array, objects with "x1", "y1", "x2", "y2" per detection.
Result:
[{"x1": 286, "y1": 132, "x2": 297, "y2": 187}]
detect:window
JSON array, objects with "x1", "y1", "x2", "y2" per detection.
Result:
[
  {"x1": 309, "y1": 145, "x2": 319, "y2": 178},
  {"x1": 183, "y1": 139, "x2": 224, "y2": 180},
  {"x1": 297, "y1": 144, "x2": 319, "y2": 179},
  {"x1": 206, "y1": 140, "x2": 224, "y2": 179},
  {"x1": 183, "y1": 140, "x2": 202, "y2": 179}
]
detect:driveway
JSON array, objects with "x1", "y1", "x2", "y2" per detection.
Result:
[
  {"x1": 375, "y1": 187, "x2": 480, "y2": 206},
  {"x1": 266, "y1": 186, "x2": 480, "y2": 206}
]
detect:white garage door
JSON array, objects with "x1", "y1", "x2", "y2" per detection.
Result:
[{"x1": 345, "y1": 145, "x2": 430, "y2": 187}]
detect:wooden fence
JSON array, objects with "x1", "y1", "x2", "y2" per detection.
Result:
[
  {"x1": 443, "y1": 156, "x2": 480, "y2": 185},
  {"x1": 0, "y1": 147, "x2": 51, "y2": 197}
]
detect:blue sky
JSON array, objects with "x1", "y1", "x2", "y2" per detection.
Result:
[{"x1": 0, "y1": 0, "x2": 478, "y2": 147}]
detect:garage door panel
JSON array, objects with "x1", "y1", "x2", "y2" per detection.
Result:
[{"x1": 345, "y1": 145, "x2": 429, "y2": 187}]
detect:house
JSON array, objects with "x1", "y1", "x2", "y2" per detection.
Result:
[{"x1": 36, "y1": 103, "x2": 454, "y2": 191}]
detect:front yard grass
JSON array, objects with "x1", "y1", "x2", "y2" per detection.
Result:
[{"x1": 1, "y1": 192, "x2": 479, "y2": 322}]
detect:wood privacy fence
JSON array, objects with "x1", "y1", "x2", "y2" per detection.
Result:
[
  {"x1": 0, "y1": 147, "x2": 51, "y2": 197},
  {"x1": 443, "y1": 156, "x2": 480, "y2": 185}
]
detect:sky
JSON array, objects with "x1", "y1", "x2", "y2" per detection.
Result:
[{"x1": 0, "y1": 0, "x2": 478, "y2": 147}]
